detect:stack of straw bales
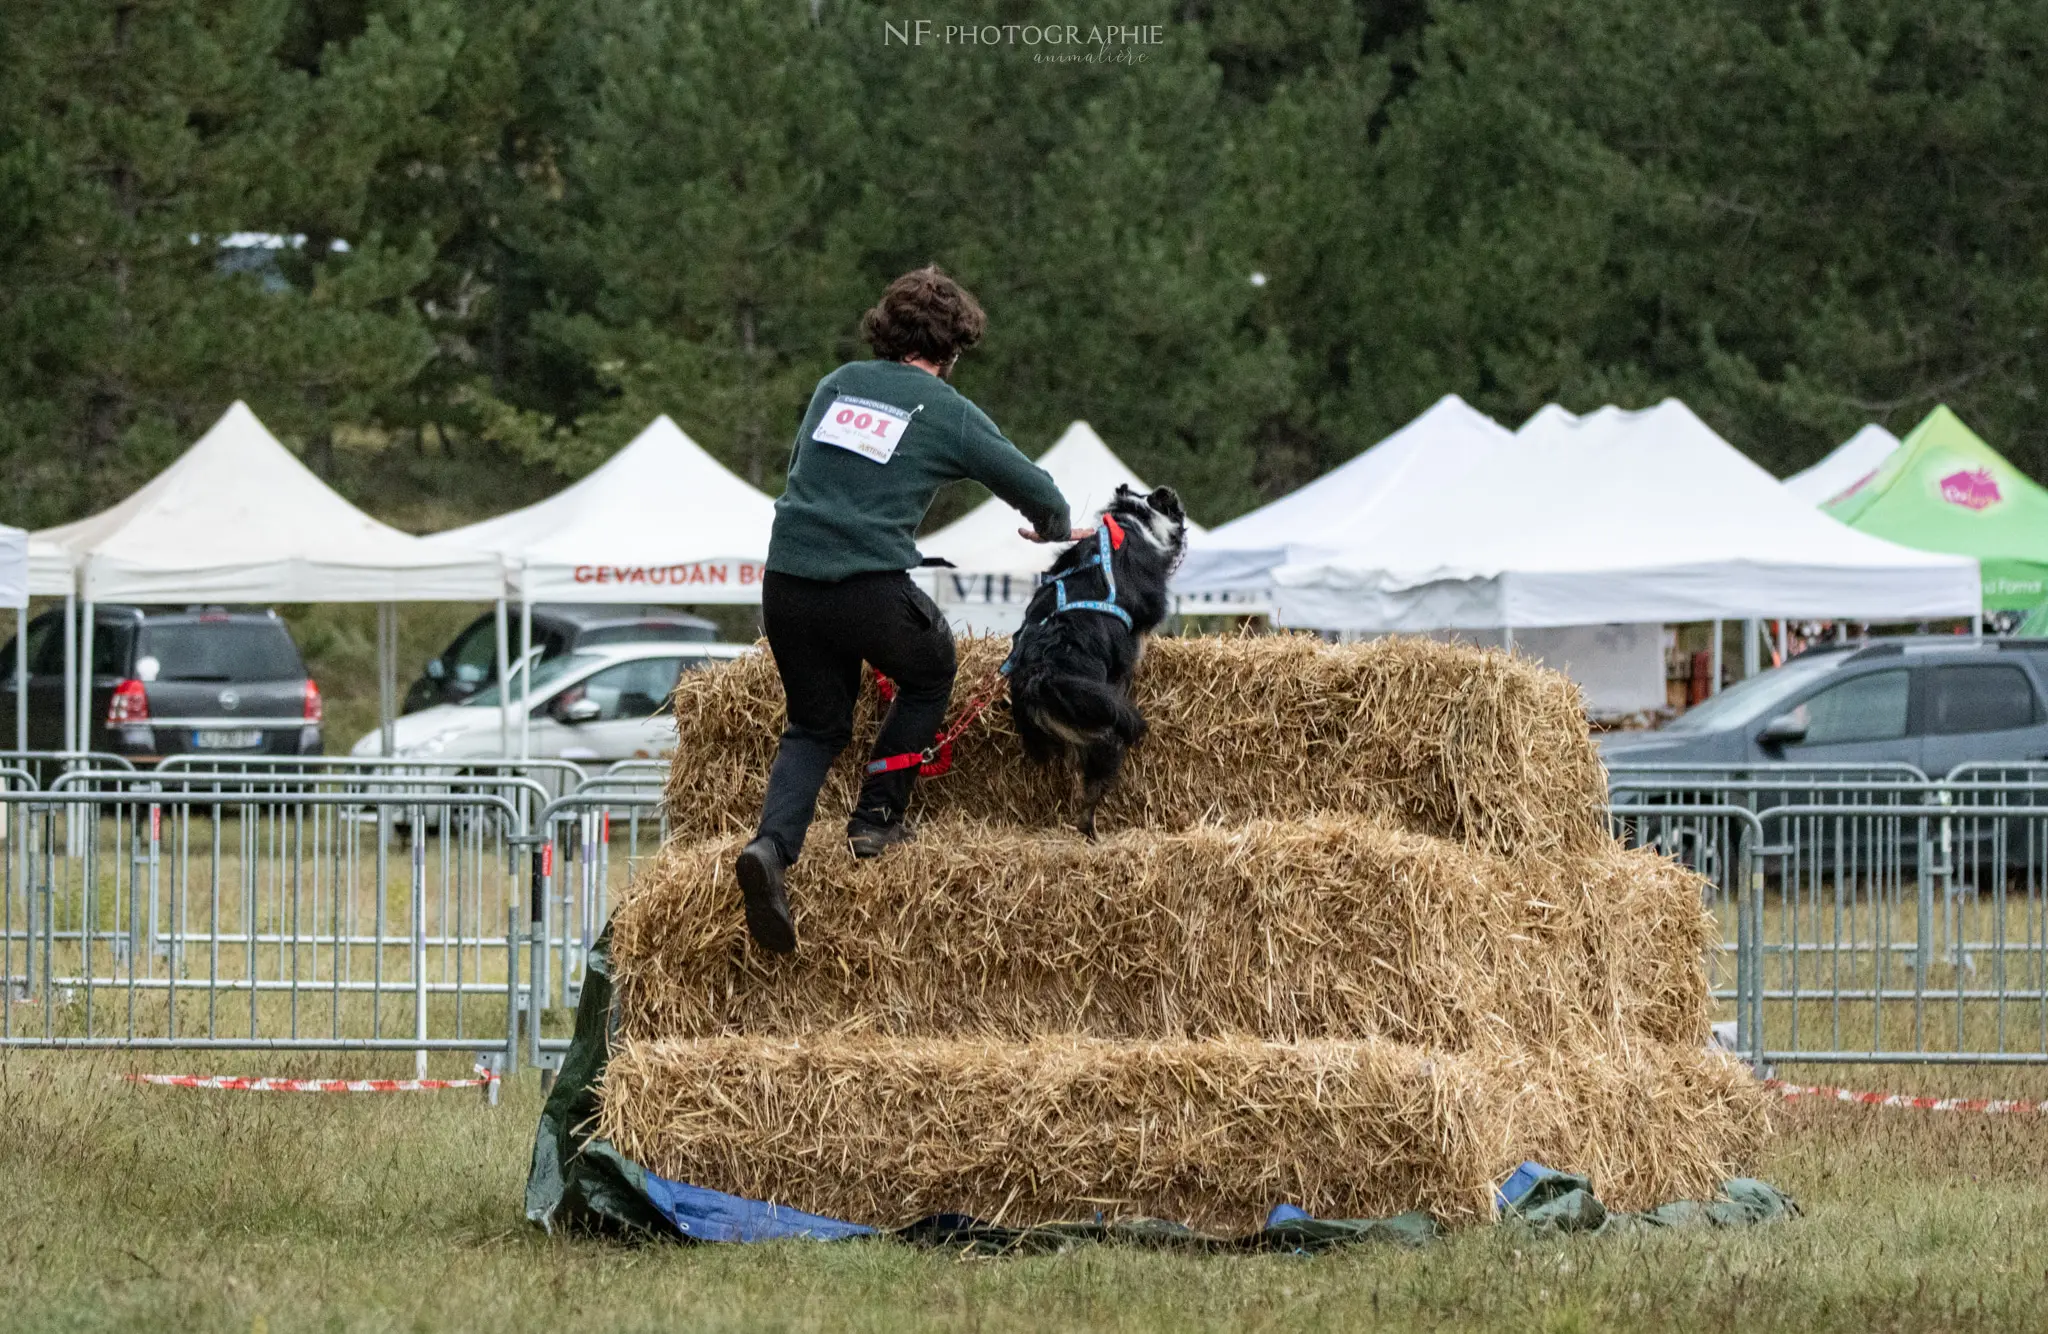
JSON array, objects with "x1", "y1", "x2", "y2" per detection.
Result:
[{"x1": 600, "y1": 635, "x2": 1765, "y2": 1231}]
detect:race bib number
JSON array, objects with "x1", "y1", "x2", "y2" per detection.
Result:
[{"x1": 812, "y1": 395, "x2": 914, "y2": 464}]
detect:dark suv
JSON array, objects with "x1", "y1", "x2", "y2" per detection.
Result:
[
  {"x1": 1600, "y1": 638, "x2": 2048, "y2": 777},
  {"x1": 404, "y1": 604, "x2": 718, "y2": 712},
  {"x1": 0, "y1": 606, "x2": 322, "y2": 761}
]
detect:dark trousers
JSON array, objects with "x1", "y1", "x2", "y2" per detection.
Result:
[{"x1": 754, "y1": 569, "x2": 957, "y2": 864}]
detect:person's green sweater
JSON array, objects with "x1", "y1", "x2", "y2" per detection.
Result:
[{"x1": 767, "y1": 360, "x2": 1070, "y2": 582}]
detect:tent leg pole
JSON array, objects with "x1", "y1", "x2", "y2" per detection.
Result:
[
  {"x1": 494, "y1": 598, "x2": 511, "y2": 759},
  {"x1": 62, "y1": 593, "x2": 76, "y2": 756},
  {"x1": 76, "y1": 602, "x2": 93, "y2": 859},
  {"x1": 519, "y1": 599, "x2": 533, "y2": 763},
  {"x1": 377, "y1": 603, "x2": 397, "y2": 759},
  {"x1": 1742, "y1": 618, "x2": 1760, "y2": 682},
  {"x1": 1709, "y1": 618, "x2": 1723, "y2": 696},
  {"x1": 16, "y1": 607, "x2": 27, "y2": 755},
  {"x1": 1502, "y1": 626, "x2": 1514, "y2": 653},
  {"x1": 78, "y1": 603, "x2": 94, "y2": 752},
  {"x1": 1776, "y1": 618, "x2": 1788, "y2": 664}
]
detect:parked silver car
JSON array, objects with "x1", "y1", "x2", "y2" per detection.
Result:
[{"x1": 356, "y1": 641, "x2": 751, "y2": 762}]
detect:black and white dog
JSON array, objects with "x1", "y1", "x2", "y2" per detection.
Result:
[{"x1": 1007, "y1": 484, "x2": 1188, "y2": 836}]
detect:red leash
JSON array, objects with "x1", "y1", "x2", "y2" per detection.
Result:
[
  {"x1": 867, "y1": 662, "x2": 1010, "y2": 777},
  {"x1": 866, "y1": 520, "x2": 1119, "y2": 779}
]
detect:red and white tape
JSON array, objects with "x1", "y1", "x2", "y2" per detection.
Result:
[
  {"x1": 125, "y1": 1068, "x2": 498, "y2": 1094},
  {"x1": 1766, "y1": 1078, "x2": 2048, "y2": 1115}
]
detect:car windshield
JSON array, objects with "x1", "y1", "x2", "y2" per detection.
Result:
[
  {"x1": 1661, "y1": 652, "x2": 1847, "y2": 734},
  {"x1": 139, "y1": 623, "x2": 302, "y2": 682},
  {"x1": 464, "y1": 652, "x2": 604, "y2": 707}
]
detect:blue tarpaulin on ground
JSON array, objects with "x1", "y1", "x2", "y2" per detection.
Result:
[{"x1": 639, "y1": 1176, "x2": 876, "y2": 1243}]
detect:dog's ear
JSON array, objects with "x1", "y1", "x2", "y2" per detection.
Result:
[{"x1": 1147, "y1": 486, "x2": 1185, "y2": 523}]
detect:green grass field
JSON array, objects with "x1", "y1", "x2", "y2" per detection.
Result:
[{"x1": 4, "y1": 1053, "x2": 2047, "y2": 1333}]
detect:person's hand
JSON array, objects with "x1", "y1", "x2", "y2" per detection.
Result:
[{"x1": 1019, "y1": 525, "x2": 1098, "y2": 542}]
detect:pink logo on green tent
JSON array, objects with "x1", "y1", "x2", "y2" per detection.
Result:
[{"x1": 1939, "y1": 468, "x2": 2001, "y2": 511}]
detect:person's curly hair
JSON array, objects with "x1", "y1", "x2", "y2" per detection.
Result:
[{"x1": 860, "y1": 265, "x2": 987, "y2": 366}]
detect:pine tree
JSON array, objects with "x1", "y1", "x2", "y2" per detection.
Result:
[
  {"x1": 518, "y1": 0, "x2": 871, "y2": 486},
  {"x1": 0, "y1": 0, "x2": 458, "y2": 522}
]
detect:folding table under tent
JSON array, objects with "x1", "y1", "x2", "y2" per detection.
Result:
[
  {"x1": 1823, "y1": 406, "x2": 2048, "y2": 613},
  {"x1": 915, "y1": 421, "x2": 1204, "y2": 635},
  {"x1": 1269, "y1": 398, "x2": 1981, "y2": 697},
  {"x1": 31, "y1": 401, "x2": 508, "y2": 758},
  {"x1": 1172, "y1": 394, "x2": 1513, "y2": 612},
  {"x1": 1782, "y1": 424, "x2": 1901, "y2": 507}
]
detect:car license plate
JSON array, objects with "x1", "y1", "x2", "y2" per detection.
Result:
[{"x1": 194, "y1": 729, "x2": 265, "y2": 750}]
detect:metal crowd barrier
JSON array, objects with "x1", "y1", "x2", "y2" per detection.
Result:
[
  {"x1": 0, "y1": 751, "x2": 138, "y2": 788},
  {"x1": 153, "y1": 753, "x2": 592, "y2": 820},
  {"x1": 20, "y1": 751, "x2": 2048, "y2": 1079},
  {"x1": 1609, "y1": 765, "x2": 2048, "y2": 1071},
  {"x1": 0, "y1": 778, "x2": 538, "y2": 1088},
  {"x1": 0, "y1": 754, "x2": 678, "y2": 1076},
  {"x1": 523, "y1": 788, "x2": 672, "y2": 1065}
]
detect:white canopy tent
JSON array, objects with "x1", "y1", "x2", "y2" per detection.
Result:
[
  {"x1": 0, "y1": 525, "x2": 25, "y2": 613},
  {"x1": 1271, "y1": 398, "x2": 1982, "y2": 631},
  {"x1": 1173, "y1": 395, "x2": 1513, "y2": 610},
  {"x1": 1171, "y1": 396, "x2": 1681, "y2": 714},
  {"x1": 430, "y1": 414, "x2": 775, "y2": 604},
  {"x1": 1781, "y1": 424, "x2": 1901, "y2": 507},
  {"x1": 1492, "y1": 406, "x2": 1668, "y2": 713},
  {"x1": 26, "y1": 537, "x2": 72, "y2": 598},
  {"x1": 916, "y1": 421, "x2": 1203, "y2": 635},
  {"x1": 40, "y1": 402, "x2": 502, "y2": 603},
  {"x1": 429, "y1": 413, "x2": 778, "y2": 758},
  {"x1": 33, "y1": 402, "x2": 509, "y2": 756}
]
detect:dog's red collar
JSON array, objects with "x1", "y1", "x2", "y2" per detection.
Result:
[{"x1": 1101, "y1": 514, "x2": 1126, "y2": 550}]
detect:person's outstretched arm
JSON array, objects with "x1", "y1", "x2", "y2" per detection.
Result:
[{"x1": 953, "y1": 399, "x2": 1073, "y2": 540}]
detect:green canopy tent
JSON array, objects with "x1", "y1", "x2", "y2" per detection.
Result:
[{"x1": 1825, "y1": 406, "x2": 2048, "y2": 612}]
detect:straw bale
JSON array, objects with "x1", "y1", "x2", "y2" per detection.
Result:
[
  {"x1": 663, "y1": 635, "x2": 1608, "y2": 857},
  {"x1": 1586, "y1": 846, "x2": 1716, "y2": 1048},
  {"x1": 609, "y1": 817, "x2": 1712, "y2": 1051},
  {"x1": 598, "y1": 1033, "x2": 1768, "y2": 1231}
]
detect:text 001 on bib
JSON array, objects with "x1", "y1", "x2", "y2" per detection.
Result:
[{"x1": 813, "y1": 396, "x2": 914, "y2": 463}]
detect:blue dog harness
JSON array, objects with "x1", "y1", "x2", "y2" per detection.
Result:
[
  {"x1": 993, "y1": 515, "x2": 1131, "y2": 684},
  {"x1": 1040, "y1": 516, "x2": 1133, "y2": 630},
  {"x1": 868, "y1": 517, "x2": 1132, "y2": 777}
]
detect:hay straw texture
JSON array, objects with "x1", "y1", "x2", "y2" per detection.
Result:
[
  {"x1": 610, "y1": 818, "x2": 1711, "y2": 1051},
  {"x1": 598, "y1": 631, "x2": 1760, "y2": 1229},
  {"x1": 663, "y1": 635, "x2": 1609, "y2": 858},
  {"x1": 599, "y1": 1034, "x2": 1769, "y2": 1231}
]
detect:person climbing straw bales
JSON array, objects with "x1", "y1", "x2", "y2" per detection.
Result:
[{"x1": 735, "y1": 265, "x2": 1088, "y2": 954}]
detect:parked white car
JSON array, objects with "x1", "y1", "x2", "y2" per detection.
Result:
[{"x1": 352, "y1": 641, "x2": 753, "y2": 762}]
